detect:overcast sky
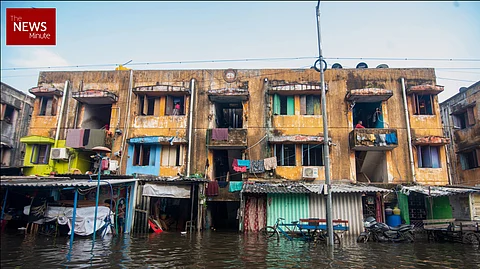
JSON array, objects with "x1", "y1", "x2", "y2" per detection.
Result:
[{"x1": 1, "y1": 1, "x2": 479, "y2": 102}]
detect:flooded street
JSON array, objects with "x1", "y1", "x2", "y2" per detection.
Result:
[{"x1": 1, "y1": 232, "x2": 479, "y2": 268}]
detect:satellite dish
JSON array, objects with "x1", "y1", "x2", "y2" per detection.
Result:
[
  {"x1": 376, "y1": 64, "x2": 389, "y2": 68},
  {"x1": 332, "y1": 63, "x2": 343, "y2": 69},
  {"x1": 92, "y1": 146, "x2": 111, "y2": 153},
  {"x1": 356, "y1": 62, "x2": 368, "y2": 69}
]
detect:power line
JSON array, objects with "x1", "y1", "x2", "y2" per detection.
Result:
[{"x1": 2, "y1": 56, "x2": 480, "y2": 71}]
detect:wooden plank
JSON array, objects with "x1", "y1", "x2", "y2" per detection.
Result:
[{"x1": 422, "y1": 218, "x2": 455, "y2": 224}]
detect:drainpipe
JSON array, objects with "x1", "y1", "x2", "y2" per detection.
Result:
[
  {"x1": 54, "y1": 80, "x2": 69, "y2": 148},
  {"x1": 400, "y1": 78, "x2": 416, "y2": 183},
  {"x1": 119, "y1": 70, "x2": 134, "y2": 173},
  {"x1": 186, "y1": 78, "x2": 196, "y2": 176},
  {"x1": 73, "y1": 80, "x2": 83, "y2": 129}
]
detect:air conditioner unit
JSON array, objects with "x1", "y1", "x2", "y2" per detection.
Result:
[
  {"x1": 302, "y1": 167, "x2": 319, "y2": 179},
  {"x1": 51, "y1": 148, "x2": 69, "y2": 160}
]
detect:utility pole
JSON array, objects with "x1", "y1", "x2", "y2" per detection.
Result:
[{"x1": 316, "y1": 0, "x2": 334, "y2": 246}]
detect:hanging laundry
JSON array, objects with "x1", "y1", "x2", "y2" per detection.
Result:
[
  {"x1": 237, "y1": 160, "x2": 250, "y2": 168},
  {"x1": 263, "y1": 156, "x2": 277, "y2": 170},
  {"x1": 378, "y1": 134, "x2": 387, "y2": 146},
  {"x1": 232, "y1": 159, "x2": 247, "y2": 172},
  {"x1": 205, "y1": 181, "x2": 219, "y2": 196},
  {"x1": 228, "y1": 181, "x2": 244, "y2": 192},
  {"x1": 250, "y1": 160, "x2": 265, "y2": 173},
  {"x1": 385, "y1": 133, "x2": 398, "y2": 145},
  {"x1": 212, "y1": 128, "x2": 229, "y2": 141}
]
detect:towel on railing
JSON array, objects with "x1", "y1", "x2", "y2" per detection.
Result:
[
  {"x1": 237, "y1": 160, "x2": 250, "y2": 168},
  {"x1": 250, "y1": 160, "x2": 265, "y2": 173},
  {"x1": 206, "y1": 181, "x2": 219, "y2": 196},
  {"x1": 385, "y1": 133, "x2": 398, "y2": 145},
  {"x1": 232, "y1": 159, "x2": 247, "y2": 172},
  {"x1": 263, "y1": 156, "x2": 277, "y2": 170},
  {"x1": 212, "y1": 128, "x2": 229, "y2": 141},
  {"x1": 229, "y1": 181, "x2": 243, "y2": 192}
]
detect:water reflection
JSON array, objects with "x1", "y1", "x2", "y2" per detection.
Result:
[{"x1": 1, "y1": 232, "x2": 479, "y2": 268}]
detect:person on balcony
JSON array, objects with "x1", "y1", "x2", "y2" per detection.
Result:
[{"x1": 355, "y1": 120, "x2": 365, "y2": 129}]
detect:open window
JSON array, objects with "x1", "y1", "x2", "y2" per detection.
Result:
[
  {"x1": 412, "y1": 94, "x2": 434, "y2": 115},
  {"x1": 38, "y1": 96, "x2": 57, "y2": 116},
  {"x1": 161, "y1": 145, "x2": 184, "y2": 166},
  {"x1": 417, "y1": 145, "x2": 440, "y2": 168},
  {"x1": 273, "y1": 94, "x2": 294, "y2": 115},
  {"x1": 453, "y1": 107, "x2": 475, "y2": 129},
  {"x1": 215, "y1": 102, "x2": 243, "y2": 128},
  {"x1": 275, "y1": 144, "x2": 296, "y2": 166},
  {"x1": 302, "y1": 144, "x2": 324, "y2": 166},
  {"x1": 165, "y1": 96, "x2": 185, "y2": 116},
  {"x1": 138, "y1": 95, "x2": 158, "y2": 116},
  {"x1": 300, "y1": 95, "x2": 321, "y2": 115},
  {"x1": 459, "y1": 149, "x2": 480, "y2": 170},
  {"x1": 133, "y1": 144, "x2": 152, "y2": 166},
  {"x1": 352, "y1": 102, "x2": 384, "y2": 128},
  {"x1": 1, "y1": 104, "x2": 16, "y2": 124},
  {"x1": 31, "y1": 144, "x2": 50, "y2": 164}
]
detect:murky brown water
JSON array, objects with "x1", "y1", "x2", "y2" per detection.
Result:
[{"x1": 1, "y1": 231, "x2": 479, "y2": 268}]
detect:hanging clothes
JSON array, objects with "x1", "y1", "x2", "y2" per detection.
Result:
[
  {"x1": 237, "y1": 160, "x2": 250, "y2": 168},
  {"x1": 212, "y1": 128, "x2": 229, "y2": 141},
  {"x1": 232, "y1": 159, "x2": 247, "y2": 172},
  {"x1": 250, "y1": 160, "x2": 265, "y2": 173},
  {"x1": 263, "y1": 157, "x2": 277, "y2": 170},
  {"x1": 205, "y1": 181, "x2": 219, "y2": 196},
  {"x1": 378, "y1": 134, "x2": 387, "y2": 146},
  {"x1": 228, "y1": 181, "x2": 243, "y2": 192}
]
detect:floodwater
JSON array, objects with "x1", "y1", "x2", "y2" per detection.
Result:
[{"x1": 1, "y1": 231, "x2": 479, "y2": 268}]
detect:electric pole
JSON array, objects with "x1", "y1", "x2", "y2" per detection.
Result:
[{"x1": 316, "y1": 0, "x2": 334, "y2": 246}]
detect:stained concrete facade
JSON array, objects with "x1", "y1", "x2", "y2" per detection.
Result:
[
  {"x1": 23, "y1": 68, "x2": 449, "y2": 186},
  {"x1": 0, "y1": 82, "x2": 34, "y2": 171},
  {"x1": 440, "y1": 81, "x2": 480, "y2": 186}
]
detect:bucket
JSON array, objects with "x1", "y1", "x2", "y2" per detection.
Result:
[{"x1": 386, "y1": 215, "x2": 402, "y2": 227}]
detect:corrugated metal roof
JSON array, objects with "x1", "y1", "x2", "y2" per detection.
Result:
[
  {"x1": 400, "y1": 185, "x2": 480, "y2": 197},
  {"x1": 135, "y1": 174, "x2": 208, "y2": 183},
  {"x1": 242, "y1": 183, "x2": 311, "y2": 194},
  {"x1": 0, "y1": 177, "x2": 137, "y2": 187},
  {"x1": 303, "y1": 183, "x2": 392, "y2": 194}
]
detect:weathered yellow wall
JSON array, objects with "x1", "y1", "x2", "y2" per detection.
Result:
[{"x1": 31, "y1": 68, "x2": 448, "y2": 185}]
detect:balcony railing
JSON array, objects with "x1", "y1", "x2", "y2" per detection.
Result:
[
  {"x1": 349, "y1": 128, "x2": 398, "y2": 151},
  {"x1": 207, "y1": 128, "x2": 247, "y2": 149}
]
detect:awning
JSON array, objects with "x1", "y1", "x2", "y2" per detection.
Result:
[
  {"x1": 142, "y1": 183, "x2": 191, "y2": 198},
  {"x1": 268, "y1": 82, "x2": 327, "y2": 95},
  {"x1": 20, "y1": 135, "x2": 55, "y2": 144},
  {"x1": 345, "y1": 88, "x2": 393, "y2": 102},
  {"x1": 128, "y1": 136, "x2": 187, "y2": 145},
  {"x1": 400, "y1": 185, "x2": 479, "y2": 197},
  {"x1": 29, "y1": 86, "x2": 63, "y2": 97},
  {"x1": 133, "y1": 85, "x2": 190, "y2": 96},
  {"x1": 413, "y1": 136, "x2": 450, "y2": 146},
  {"x1": 269, "y1": 135, "x2": 330, "y2": 144},
  {"x1": 407, "y1": 84, "x2": 444, "y2": 95},
  {"x1": 0, "y1": 177, "x2": 137, "y2": 187},
  {"x1": 242, "y1": 182, "x2": 311, "y2": 194},
  {"x1": 207, "y1": 88, "x2": 249, "y2": 103},
  {"x1": 72, "y1": 90, "x2": 118, "y2": 104},
  {"x1": 304, "y1": 183, "x2": 393, "y2": 194}
]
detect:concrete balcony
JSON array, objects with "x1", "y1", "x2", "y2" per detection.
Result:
[
  {"x1": 346, "y1": 88, "x2": 393, "y2": 102},
  {"x1": 350, "y1": 128, "x2": 398, "y2": 151},
  {"x1": 207, "y1": 128, "x2": 247, "y2": 149},
  {"x1": 207, "y1": 88, "x2": 249, "y2": 103},
  {"x1": 72, "y1": 89, "x2": 118, "y2": 104}
]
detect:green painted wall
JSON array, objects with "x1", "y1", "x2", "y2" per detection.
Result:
[{"x1": 426, "y1": 196, "x2": 453, "y2": 219}]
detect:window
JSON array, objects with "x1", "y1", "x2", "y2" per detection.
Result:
[
  {"x1": 453, "y1": 107, "x2": 475, "y2": 129},
  {"x1": 302, "y1": 144, "x2": 324, "y2": 166},
  {"x1": 273, "y1": 94, "x2": 294, "y2": 115},
  {"x1": 412, "y1": 94, "x2": 434, "y2": 115},
  {"x1": 138, "y1": 95, "x2": 158, "y2": 116},
  {"x1": 417, "y1": 145, "x2": 440, "y2": 168},
  {"x1": 31, "y1": 144, "x2": 50, "y2": 164},
  {"x1": 165, "y1": 96, "x2": 185, "y2": 116},
  {"x1": 459, "y1": 149, "x2": 480, "y2": 170},
  {"x1": 133, "y1": 144, "x2": 152, "y2": 166},
  {"x1": 300, "y1": 95, "x2": 321, "y2": 115},
  {"x1": 38, "y1": 96, "x2": 57, "y2": 116},
  {"x1": 0, "y1": 104, "x2": 16, "y2": 124},
  {"x1": 161, "y1": 145, "x2": 184, "y2": 166},
  {"x1": 275, "y1": 144, "x2": 296, "y2": 166}
]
